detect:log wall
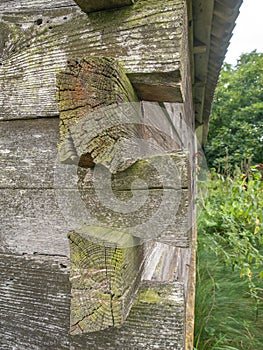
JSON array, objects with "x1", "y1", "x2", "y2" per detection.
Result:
[{"x1": 0, "y1": 0, "x2": 198, "y2": 349}]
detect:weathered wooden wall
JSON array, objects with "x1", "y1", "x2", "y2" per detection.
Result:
[
  {"x1": 0, "y1": 0, "x2": 198, "y2": 349},
  {"x1": 1, "y1": 253, "x2": 186, "y2": 349},
  {"x1": 0, "y1": 0, "x2": 187, "y2": 120}
]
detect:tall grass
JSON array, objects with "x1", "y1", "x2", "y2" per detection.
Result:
[{"x1": 194, "y1": 167, "x2": 263, "y2": 349}]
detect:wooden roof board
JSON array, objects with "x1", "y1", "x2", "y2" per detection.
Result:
[{"x1": 192, "y1": 0, "x2": 243, "y2": 144}]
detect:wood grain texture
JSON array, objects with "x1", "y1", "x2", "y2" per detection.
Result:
[
  {"x1": 0, "y1": 254, "x2": 185, "y2": 350},
  {"x1": 56, "y1": 57, "x2": 141, "y2": 172},
  {"x1": 0, "y1": 116, "x2": 192, "y2": 253},
  {"x1": 78, "y1": 151, "x2": 191, "y2": 190},
  {"x1": 0, "y1": 253, "x2": 71, "y2": 350},
  {"x1": 143, "y1": 242, "x2": 192, "y2": 284},
  {"x1": 0, "y1": 189, "x2": 73, "y2": 256},
  {"x1": 68, "y1": 228, "x2": 144, "y2": 334},
  {"x1": 74, "y1": 0, "x2": 134, "y2": 13},
  {"x1": 0, "y1": 0, "x2": 77, "y2": 12},
  {"x1": 0, "y1": 0, "x2": 186, "y2": 120},
  {"x1": 77, "y1": 188, "x2": 191, "y2": 247},
  {"x1": 0, "y1": 118, "x2": 59, "y2": 189},
  {"x1": 71, "y1": 281, "x2": 185, "y2": 350}
]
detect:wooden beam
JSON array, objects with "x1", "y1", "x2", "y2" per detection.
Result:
[
  {"x1": 74, "y1": 0, "x2": 134, "y2": 13},
  {"x1": 68, "y1": 226, "x2": 144, "y2": 334},
  {"x1": 193, "y1": 38, "x2": 207, "y2": 54},
  {"x1": 80, "y1": 152, "x2": 191, "y2": 191},
  {"x1": 56, "y1": 57, "x2": 141, "y2": 173},
  {"x1": 0, "y1": 118, "x2": 59, "y2": 189},
  {"x1": 0, "y1": 0, "x2": 186, "y2": 120},
  {"x1": 77, "y1": 151, "x2": 192, "y2": 247}
]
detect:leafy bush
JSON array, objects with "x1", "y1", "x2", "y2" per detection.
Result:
[{"x1": 205, "y1": 51, "x2": 263, "y2": 170}]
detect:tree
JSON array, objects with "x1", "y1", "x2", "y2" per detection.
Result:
[{"x1": 205, "y1": 51, "x2": 263, "y2": 171}]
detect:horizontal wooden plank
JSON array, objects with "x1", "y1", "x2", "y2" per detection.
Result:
[
  {"x1": 0, "y1": 189, "x2": 71, "y2": 256},
  {"x1": 0, "y1": 118, "x2": 192, "y2": 253},
  {"x1": 0, "y1": 186, "x2": 191, "y2": 259},
  {"x1": 0, "y1": 0, "x2": 186, "y2": 119},
  {"x1": 0, "y1": 253, "x2": 71, "y2": 350},
  {"x1": 76, "y1": 188, "x2": 192, "y2": 247},
  {"x1": 0, "y1": 253, "x2": 185, "y2": 349},
  {"x1": 74, "y1": 0, "x2": 134, "y2": 13},
  {"x1": 0, "y1": 118, "x2": 59, "y2": 189},
  {"x1": 0, "y1": 118, "x2": 190, "y2": 190},
  {"x1": 0, "y1": 0, "x2": 78, "y2": 12},
  {"x1": 78, "y1": 151, "x2": 191, "y2": 191}
]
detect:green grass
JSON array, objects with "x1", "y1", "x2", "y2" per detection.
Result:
[
  {"x1": 194, "y1": 237, "x2": 263, "y2": 350},
  {"x1": 194, "y1": 168, "x2": 263, "y2": 349}
]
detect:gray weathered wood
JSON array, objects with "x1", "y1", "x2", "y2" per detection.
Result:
[
  {"x1": 0, "y1": 118, "x2": 190, "y2": 190},
  {"x1": 0, "y1": 253, "x2": 71, "y2": 350},
  {"x1": 0, "y1": 187, "x2": 190, "y2": 257},
  {"x1": 71, "y1": 280, "x2": 185, "y2": 349},
  {"x1": 143, "y1": 242, "x2": 192, "y2": 284},
  {"x1": 77, "y1": 188, "x2": 191, "y2": 247},
  {"x1": 0, "y1": 253, "x2": 185, "y2": 350},
  {"x1": 78, "y1": 151, "x2": 191, "y2": 191},
  {"x1": 0, "y1": 118, "x2": 59, "y2": 189},
  {"x1": 68, "y1": 227, "x2": 144, "y2": 334},
  {"x1": 0, "y1": 0, "x2": 186, "y2": 120},
  {"x1": 0, "y1": 0, "x2": 78, "y2": 12},
  {"x1": 0, "y1": 189, "x2": 72, "y2": 256},
  {"x1": 74, "y1": 0, "x2": 134, "y2": 13},
  {"x1": 0, "y1": 113, "x2": 191, "y2": 252},
  {"x1": 141, "y1": 101, "x2": 182, "y2": 151}
]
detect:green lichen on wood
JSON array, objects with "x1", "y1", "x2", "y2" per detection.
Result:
[
  {"x1": 68, "y1": 225, "x2": 144, "y2": 335},
  {"x1": 1, "y1": 0, "x2": 186, "y2": 120}
]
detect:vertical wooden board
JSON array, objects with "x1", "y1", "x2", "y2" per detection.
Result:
[
  {"x1": 0, "y1": 253, "x2": 71, "y2": 350},
  {"x1": 141, "y1": 101, "x2": 183, "y2": 151},
  {"x1": 143, "y1": 242, "x2": 192, "y2": 285}
]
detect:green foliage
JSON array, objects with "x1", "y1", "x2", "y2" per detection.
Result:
[
  {"x1": 195, "y1": 168, "x2": 263, "y2": 349},
  {"x1": 205, "y1": 51, "x2": 263, "y2": 170},
  {"x1": 198, "y1": 168, "x2": 263, "y2": 287}
]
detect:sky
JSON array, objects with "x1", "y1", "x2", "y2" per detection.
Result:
[{"x1": 224, "y1": 0, "x2": 263, "y2": 65}]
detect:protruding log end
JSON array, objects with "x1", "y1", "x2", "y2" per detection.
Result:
[
  {"x1": 73, "y1": 0, "x2": 135, "y2": 13},
  {"x1": 68, "y1": 226, "x2": 144, "y2": 334},
  {"x1": 56, "y1": 57, "x2": 141, "y2": 173}
]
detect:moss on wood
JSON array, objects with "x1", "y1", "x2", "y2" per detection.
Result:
[{"x1": 68, "y1": 226, "x2": 144, "y2": 334}]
